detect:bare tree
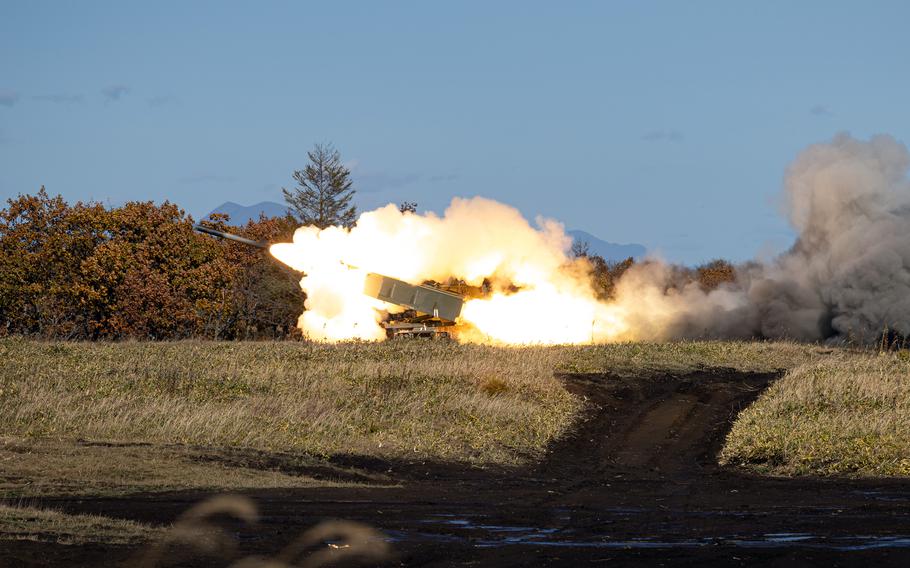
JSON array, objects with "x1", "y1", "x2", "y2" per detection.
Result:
[
  {"x1": 282, "y1": 143, "x2": 357, "y2": 229},
  {"x1": 570, "y1": 239, "x2": 590, "y2": 258}
]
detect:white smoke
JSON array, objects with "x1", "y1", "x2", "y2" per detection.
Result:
[{"x1": 270, "y1": 197, "x2": 594, "y2": 343}]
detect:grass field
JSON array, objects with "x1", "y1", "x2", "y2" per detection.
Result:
[
  {"x1": 0, "y1": 503, "x2": 162, "y2": 545},
  {"x1": 721, "y1": 350, "x2": 910, "y2": 476},
  {"x1": 0, "y1": 338, "x2": 580, "y2": 474},
  {"x1": 1, "y1": 337, "x2": 908, "y2": 544},
  {"x1": 3, "y1": 337, "x2": 906, "y2": 480}
]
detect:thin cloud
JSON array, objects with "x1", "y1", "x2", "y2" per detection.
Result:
[
  {"x1": 148, "y1": 95, "x2": 177, "y2": 107},
  {"x1": 354, "y1": 171, "x2": 421, "y2": 193},
  {"x1": 102, "y1": 84, "x2": 130, "y2": 102},
  {"x1": 178, "y1": 173, "x2": 237, "y2": 184},
  {"x1": 428, "y1": 173, "x2": 460, "y2": 183},
  {"x1": 32, "y1": 94, "x2": 84, "y2": 104},
  {"x1": 810, "y1": 104, "x2": 834, "y2": 117},
  {"x1": 642, "y1": 129, "x2": 684, "y2": 142},
  {"x1": 0, "y1": 90, "x2": 20, "y2": 107}
]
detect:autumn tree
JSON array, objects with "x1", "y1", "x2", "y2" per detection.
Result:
[
  {"x1": 283, "y1": 143, "x2": 357, "y2": 229},
  {"x1": 696, "y1": 259, "x2": 736, "y2": 291},
  {"x1": 0, "y1": 188, "x2": 304, "y2": 340},
  {"x1": 214, "y1": 214, "x2": 303, "y2": 339},
  {"x1": 0, "y1": 187, "x2": 96, "y2": 337},
  {"x1": 569, "y1": 240, "x2": 635, "y2": 301}
]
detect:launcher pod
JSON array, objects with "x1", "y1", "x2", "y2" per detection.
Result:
[{"x1": 362, "y1": 273, "x2": 464, "y2": 339}]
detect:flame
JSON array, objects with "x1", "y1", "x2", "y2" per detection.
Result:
[{"x1": 269, "y1": 197, "x2": 632, "y2": 344}]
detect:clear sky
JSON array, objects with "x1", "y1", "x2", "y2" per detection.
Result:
[{"x1": 2, "y1": 1, "x2": 909, "y2": 263}]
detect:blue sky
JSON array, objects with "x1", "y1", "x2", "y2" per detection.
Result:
[{"x1": 2, "y1": 1, "x2": 909, "y2": 263}]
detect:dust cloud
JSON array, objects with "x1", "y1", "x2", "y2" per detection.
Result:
[{"x1": 614, "y1": 133, "x2": 910, "y2": 343}]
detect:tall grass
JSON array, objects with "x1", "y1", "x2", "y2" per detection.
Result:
[
  {"x1": 0, "y1": 504, "x2": 161, "y2": 545},
  {"x1": 0, "y1": 338, "x2": 579, "y2": 465},
  {"x1": 2, "y1": 337, "x2": 905, "y2": 478},
  {"x1": 721, "y1": 351, "x2": 910, "y2": 476},
  {"x1": 564, "y1": 340, "x2": 822, "y2": 375}
]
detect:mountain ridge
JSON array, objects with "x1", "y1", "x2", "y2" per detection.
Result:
[
  {"x1": 566, "y1": 230, "x2": 646, "y2": 261},
  {"x1": 208, "y1": 201, "x2": 291, "y2": 223}
]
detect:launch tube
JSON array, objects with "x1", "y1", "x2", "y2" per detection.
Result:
[{"x1": 193, "y1": 224, "x2": 268, "y2": 249}]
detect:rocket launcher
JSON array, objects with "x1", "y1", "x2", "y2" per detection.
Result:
[{"x1": 193, "y1": 224, "x2": 465, "y2": 334}]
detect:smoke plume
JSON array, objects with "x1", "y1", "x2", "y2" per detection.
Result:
[
  {"x1": 615, "y1": 133, "x2": 910, "y2": 343},
  {"x1": 271, "y1": 133, "x2": 910, "y2": 344}
]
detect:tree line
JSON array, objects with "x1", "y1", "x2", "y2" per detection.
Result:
[
  {"x1": 0, "y1": 143, "x2": 359, "y2": 340},
  {"x1": 0, "y1": 187, "x2": 304, "y2": 339},
  {"x1": 0, "y1": 142, "x2": 735, "y2": 340}
]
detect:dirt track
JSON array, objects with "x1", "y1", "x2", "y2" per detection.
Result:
[{"x1": 4, "y1": 370, "x2": 910, "y2": 566}]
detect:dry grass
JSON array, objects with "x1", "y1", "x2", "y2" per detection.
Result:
[
  {"x1": 721, "y1": 351, "x2": 910, "y2": 477},
  {"x1": 1, "y1": 337, "x2": 905, "y2": 485},
  {"x1": 0, "y1": 438, "x2": 366, "y2": 498},
  {"x1": 0, "y1": 338, "x2": 580, "y2": 467},
  {"x1": 562, "y1": 340, "x2": 826, "y2": 376},
  {"x1": 0, "y1": 503, "x2": 163, "y2": 545}
]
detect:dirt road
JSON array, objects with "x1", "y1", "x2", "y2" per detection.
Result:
[{"x1": 4, "y1": 370, "x2": 910, "y2": 566}]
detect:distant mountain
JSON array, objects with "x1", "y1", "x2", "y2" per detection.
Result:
[
  {"x1": 208, "y1": 201, "x2": 290, "y2": 224},
  {"x1": 567, "y1": 230, "x2": 646, "y2": 261}
]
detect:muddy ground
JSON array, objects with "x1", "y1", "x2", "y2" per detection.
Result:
[{"x1": 3, "y1": 370, "x2": 910, "y2": 566}]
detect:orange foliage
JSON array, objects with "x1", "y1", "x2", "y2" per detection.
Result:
[
  {"x1": 573, "y1": 249, "x2": 636, "y2": 301},
  {"x1": 0, "y1": 188, "x2": 302, "y2": 339},
  {"x1": 696, "y1": 259, "x2": 737, "y2": 291}
]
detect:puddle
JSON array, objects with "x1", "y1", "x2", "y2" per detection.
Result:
[
  {"x1": 832, "y1": 536, "x2": 910, "y2": 551},
  {"x1": 384, "y1": 530, "x2": 466, "y2": 544},
  {"x1": 476, "y1": 538, "x2": 707, "y2": 549},
  {"x1": 852, "y1": 490, "x2": 910, "y2": 503},
  {"x1": 762, "y1": 533, "x2": 814, "y2": 543},
  {"x1": 407, "y1": 515, "x2": 910, "y2": 551},
  {"x1": 727, "y1": 534, "x2": 910, "y2": 550}
]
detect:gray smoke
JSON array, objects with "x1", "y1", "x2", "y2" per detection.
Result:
[{"x1": 614, "y1": 133, "x2": 910, "y2": 344}]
